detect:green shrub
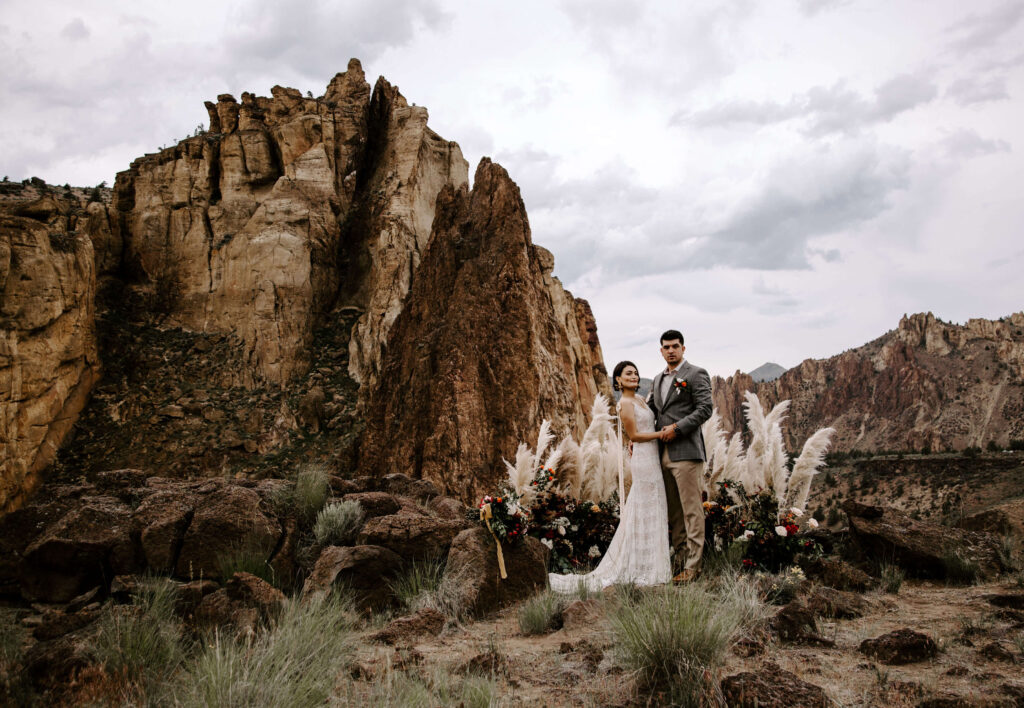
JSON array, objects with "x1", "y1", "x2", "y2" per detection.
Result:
[
  {"x1": 174, "y1": 595, "x2": 356, "y2": 707},
  {"x1": 91, "y1": 577, "x2": 186, "y2": 699},
  {"x1": 987, "y1": 440, "x2": 1000, "y2": 452},
  {"x1": 314, "y1": 500, "x2": 364, "y2": 547},
  {"x1": 358, "y1": 667, "x2": 498, "y2": 708},
  {"x1": 389, "y1": 558, "x2": 444, "y2": 611},
  {"x1": 609, "y1": 580, "x2": 761, "y2": 706},
  {"x1": 0, "y1": 607, "x2": 31, "y2": 704},
  {"x1": 517, "y1": 590, "x2": 566, "y2": 635},
  {"x1": 826, "y1": 507, "x2": 842, "y2": 527},
  {"x1": 216, "y1": 543, "x2": 277, "y2": 585},
  {"x1": 880, "y1": 563, "x2": 904, "y2": 594},
  {"x1": 1009, "y1": 439, "x2": 1024, "y2": 451},
  {"x1": 811, "y1": 507, "x2": 826, "y2": 523},
  {"x1": 942, "y1": 549, "x2": 980, "y2": 585},
  {"x1": 294, "y1": 464, "x2": 330, "y2": 525}
]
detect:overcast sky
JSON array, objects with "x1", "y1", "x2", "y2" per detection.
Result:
[{"x1": 2, "y1": 0, "x2": 1022, "y2": 379}]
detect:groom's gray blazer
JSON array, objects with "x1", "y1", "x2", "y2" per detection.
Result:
[{"x1": 648, "y1": 361, "x2": 713, "y2": 462}]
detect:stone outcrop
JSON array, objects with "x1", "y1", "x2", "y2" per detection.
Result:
[
  {"x1": 111, "y1": 59, "x2": 467, "y2": 386},
  {"x1": 713, "y1": 312, "x2": 1024, "y2": 453},
  {"x1": 843, "y1": 500, "x2": 1008, "y2": 579},
  {"x1": 0, "y1": 189, "x2": 102, "y2": 513},
  {"x1": 359, "y1": 160, "x2": 612, "y2": 502},
  {"x1": 442, "y1": 527, "x2": 549, "y2": 617}
]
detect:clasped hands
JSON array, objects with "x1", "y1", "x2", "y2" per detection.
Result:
[{"x1": 657, "y1": 425, "x2": 677, "y2": 442}]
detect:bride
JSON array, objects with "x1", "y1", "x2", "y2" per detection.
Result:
[{"x1": 549, "y1": 361, "x2": 672, "y2": 593}]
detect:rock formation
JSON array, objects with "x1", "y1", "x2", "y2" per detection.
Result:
[
  {"x1": 0, "y1": 188, "x2": 102, "y2": 512},
  {"x1": 358, "y1": 160, "x2": 612, "y2": 502},
  {"x1": 0, "y1": 60, "x2": 610, "y2": 512},
  {"x1": 713, "y1": 312, "x2": 1024, "y2": 452},
  {"x1": 112, "y1": 59, "x2": 467, "y2": 386}
]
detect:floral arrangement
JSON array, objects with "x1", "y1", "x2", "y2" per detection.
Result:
[
  {"x1": 475, "y1": 490, "x2": 529, "y2": 544},
  {"x1": 704, "y1": 479, "x2": 822, "y2": 572}
]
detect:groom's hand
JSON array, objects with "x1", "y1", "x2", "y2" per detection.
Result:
[{"x1": 661, "y1": 425, "x2": 677, "y2": 441}]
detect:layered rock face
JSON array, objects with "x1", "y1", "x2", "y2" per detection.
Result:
[
  {"x1": 713, "y1": 312, "x2": 1024, "y2": 452},
  {"x1": 113, "y1": 59, "x2": 467, "y2": 385},
  {"x1": 359, "y1": 160, "x2": 612, "y2": 503},
  {"x1": 0, "y1": 188, "x2": 103, "y2": 512}
]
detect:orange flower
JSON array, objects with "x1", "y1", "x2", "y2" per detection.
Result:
[{"x1": 496, "y1": 497, "x2": 503, "y2": 503}]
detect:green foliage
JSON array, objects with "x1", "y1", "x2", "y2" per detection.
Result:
[
  {"x1": 313, "y1": 500, "x2": 364, "y2": 547},
  {"x1": 216, "y1": 543, "x2": 277, "y2": 585},
  {"x1": 293, "y1": 463, "x2": 330, "y2": 525},
  {"x1": 1009, "y1": 439, "x2": 1024, "y2": 451},
  {"x1": 173, "y1": 595, "x2": 356, "y2": 708},
  {"x1": 812, "y1": 507, "x2": 826, "y2": 522},
  {"x1": 962, "y1": 446, "x2": 981, "y2": 458},
  {"x1": 609, "y1": 580, "x2": 761, "y2": 706},
  {"x1": 91, "y1": 577, "x2": 187, "y2": 699},
  {"x1": 761, "y1": 567, "x2": 806, "y2": 606},
  {"x1": 389, "y1": 558, "x2": 445, "y2": 611},
  {"x1": 880, "y1": 563, "x2": 905, "y2": 594},
  {"x1": 987, "y1": 440, "x2": 1001, "y2": 452},
  {"x1": 517, "y1": 590, "x2": 567, "y2": 635},
  {"x1": 941, "y1": 548, "x2": 980, "y2": 585}
]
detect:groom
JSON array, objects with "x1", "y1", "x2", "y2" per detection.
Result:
[{"x1": 649, "y1": 329, "x2": 713, "y2": 582}]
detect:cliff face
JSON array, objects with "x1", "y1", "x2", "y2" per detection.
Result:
[
  {"x1": 359, "y1": 160, "x2": 611, "y2": 502},
  {"x1": 0, "y1": 189, "x2": 102, "y2": 512},
  {"x1": 113, "y1": 59, "x2": 467, "y2": 386},
  {"x1": 713, "y1": 312, "x2": 1024, "y2": 452},
  {"x1": 0, "y1": 61, "x2": 610, "y2": 512}
]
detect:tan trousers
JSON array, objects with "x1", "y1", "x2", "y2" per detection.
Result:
[{"x1": 661, "y1": 449, "x2": 705, "y2": 572}]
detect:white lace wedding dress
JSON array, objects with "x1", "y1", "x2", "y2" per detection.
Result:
[{"x1": 549, "y1": 398, "x2": 671, "y2": 593}]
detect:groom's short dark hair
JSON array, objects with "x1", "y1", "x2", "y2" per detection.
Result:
[{"x1": 660, "y1": 329, "x2": 684, "y2": 345}]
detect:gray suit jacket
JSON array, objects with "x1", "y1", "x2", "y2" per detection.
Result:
[{"x1": 648, "y1": 361, "x2": 713, "y2": 462}]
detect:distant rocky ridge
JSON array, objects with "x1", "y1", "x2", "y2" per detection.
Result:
[
  {"x1": 0, "y1": 60, "x2": 611, "y2": 511},
  {"x1": 748, "y1": 362, "x2": 786, "y2": 383},
  {"x1": 713, "y1": 312, "x2": 1024, "y2": 453}
]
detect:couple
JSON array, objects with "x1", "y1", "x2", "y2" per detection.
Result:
[{"x1": 550, "y1": 329, "x2": 713, "y2": 593}]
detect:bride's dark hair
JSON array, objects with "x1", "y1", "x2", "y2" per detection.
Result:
[{"x1": 612, "y1": 360, "x2": 638, "y2": 391}]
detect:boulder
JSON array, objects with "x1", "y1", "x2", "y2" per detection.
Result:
[
  {"x1": 194, "y1": 572, "x2": 285, "y2": 634},
  {"x1": 131, "y1": 489, "x2": 196, "y2": 572},
  {"x1": 859, "y1": 628, "x2": 938, "y2": 664},
  {"x1": 301, "y1": 545, "x2": 403, "y2": 611},
  {"x1": 341, "y1": 491, "x2": 401, "y2": 518},
  {"x1": 371, "y1": 608, "x2": 445, "y2": 645},
  {"x1": 720, "y1": 661, "x2": 835, "y2": 707},
  {"x1": 356, "y1": 513, "x2": 464, "y2": 561},
  {"x1": 175, "y1": 485, "x2": 281, "y2": 579},
  {"x1": 31, "y1": 608, "x2": 100, "y2": 641},
  {"x1": 772, "y1": 598, "x2": 834, "y2": 645},
  {"x1": 380, "y1": 474, "x2": 440, "y2": 500},
  {"x1": 21, "y1": 497, "x2": 139, "y2": 602},
  {"x1": 806, "y1": 586, "x2": 869, "y2": 619},
  {"x1": 428, "y1": 495, "x2": 468, "y2": 521},
  {"x1": 800, "y1": 557, "x2": 875, "y2": 592},
  {"x1": 442, "y1": 527, "x2": 548, "y2": 618},
  {"x1": 843, "y1": 501, "x2": 1007, "y2": 580}
]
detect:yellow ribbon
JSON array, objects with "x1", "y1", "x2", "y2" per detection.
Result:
[{"x1": 479, "y1": 503, "x2": 508, "y2": 580}]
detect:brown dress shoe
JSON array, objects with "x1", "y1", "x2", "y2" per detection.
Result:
[{"x1": 672, "y1": 568, "x2": 699, "y2": 584}]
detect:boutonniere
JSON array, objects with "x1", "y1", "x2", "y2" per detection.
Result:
[{"x1": 672, "y1": 378, "x2": 688, "y2": 394}]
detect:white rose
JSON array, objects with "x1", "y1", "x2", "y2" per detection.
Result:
[
  {"x1": 775, "y1": 526, "x2": 788, "y2": 537},
  {"x1": 588, "y1": 545, "x2": 601, "y2": 558},
  {"x1": 790, "y1": 507, "x2": 803, "y2": 517},
  {"x1": 808, "y1": 518, "x2": 819, "y2": 528},
  {"x1": 558, "y1": 526, "x2": 566, "y2": 536},
  {"x1": 541, "y1": 538, "x2": 553, "y2": 549},
  {"x1": 743, "y1": 530, "x2": 755, "y2": 540}
]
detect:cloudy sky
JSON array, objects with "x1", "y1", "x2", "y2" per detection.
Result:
[{"x1": 2, "y1": 0, "x2": 1021, "y2": 379}]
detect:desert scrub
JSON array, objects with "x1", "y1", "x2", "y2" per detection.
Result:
[
  {"x1": 356, "y1": 667, "x2": 499, "y2": 708},
  {"x1": 91, "y1": 576, "x2": 187, "y2": 699},
  {"x1": 314, "y1": 499, "x2": 364, "y2": 547},
  {"x1": 293, "y1": 463, "x2": 330, "y2": 525},
  {"x1": 389, "y1": 558, "x2": 445, "y2": 611},
  {"x1": 610, "y1": 579, "x2": 763, "y2": 706},
  {"x1": 173, "y1": 594, "x2": 356, "y2": 707},
  {"x1": 942, "y1": 549, "x2": 980, "y2": 585},
  {"x1": 216, "y1": 543, "x2": 277, "y2": 585},
  {"x1": 517, "y1": 589, "x2": 567, "y2": 635},
  {"x1": 0, "y1": 608, "x2": 31, "y2": 705},
  {"x1": 880, "y1": 563, "x2": 904, "y2": 594}
]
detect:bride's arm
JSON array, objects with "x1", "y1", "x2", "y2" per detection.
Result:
[{"x1": 619, "y1": 400, "x2": 664, "y2": 443}]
